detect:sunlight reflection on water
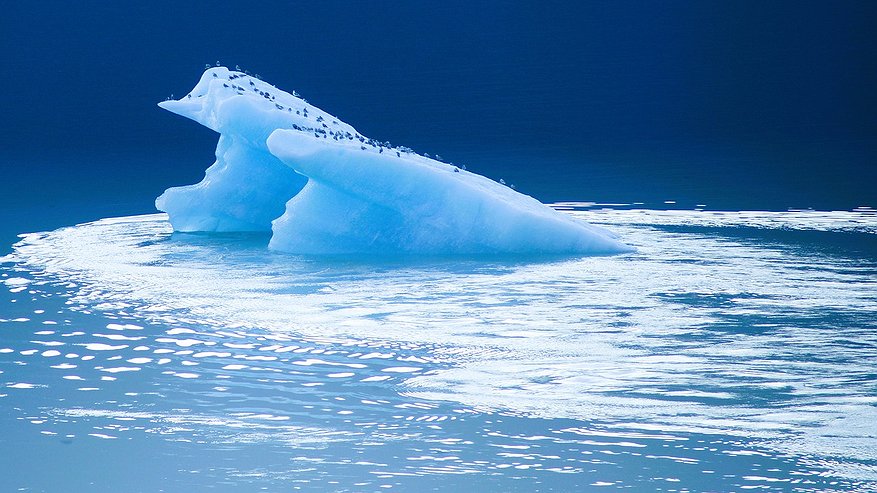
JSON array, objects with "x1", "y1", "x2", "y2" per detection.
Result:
[{"x1": 1, "y1": 208, "x2": 876, "y2": 492}]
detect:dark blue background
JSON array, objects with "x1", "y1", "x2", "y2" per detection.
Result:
[{"x1": 2, "y1": 1, "x2": 875, "y2": 247}]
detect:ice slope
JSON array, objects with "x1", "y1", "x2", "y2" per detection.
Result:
[
  {"x1": 157, "y1": 67, "x2": 632, "y2": 255},
  {"x1": 266, "y1": 131, "x2": 629, "y2": 254}
]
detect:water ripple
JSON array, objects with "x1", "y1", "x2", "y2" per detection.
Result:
[{"x1": 1, "y1": 210, "x2": 876, "y2": 491}]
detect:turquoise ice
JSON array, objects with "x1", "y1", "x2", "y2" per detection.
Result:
[{"x1": 157, "y1": 68, "x2": 631, "y2": 255}]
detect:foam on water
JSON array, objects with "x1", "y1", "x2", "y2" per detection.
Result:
[{"x1": 1, "y1": 208, "x2": 876, "y2": 491}]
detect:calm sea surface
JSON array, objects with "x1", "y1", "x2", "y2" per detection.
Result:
[{"x1": 1, "y1": 204, "x2": 875, "y2": 492}]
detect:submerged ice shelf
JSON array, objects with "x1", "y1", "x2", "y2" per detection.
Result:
[{"x1": 157, "y1": 67, "x2": 631, "y2": 255}]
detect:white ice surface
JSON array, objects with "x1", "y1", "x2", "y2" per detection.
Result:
[{"x1": 157, "y1": 67, "x2": 631, "y2": 255}]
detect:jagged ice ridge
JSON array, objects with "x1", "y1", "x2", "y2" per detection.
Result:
[{"x1": 156, "y1": 67, "x2": 632, "y2": 255}]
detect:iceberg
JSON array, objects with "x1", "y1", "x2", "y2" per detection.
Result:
[{"x1": 157, "y1": 67, "x2": 632, "y2": 255}]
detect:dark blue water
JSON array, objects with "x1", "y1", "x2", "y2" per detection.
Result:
[{"x1": 2, "y1": 1, "x2": 876, "y2": 234}]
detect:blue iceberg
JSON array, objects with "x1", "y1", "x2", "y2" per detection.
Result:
[{"x1": 157, "y1": 68, "x2": 631, "y2": 255}]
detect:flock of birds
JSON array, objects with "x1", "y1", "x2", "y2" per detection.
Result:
[{"x1": 170, "y1": 64, "x2": 514, "y2": 187}]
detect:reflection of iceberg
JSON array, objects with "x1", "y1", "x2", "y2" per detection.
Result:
[{"x1": 157, "y1": 68, "x2": 631, "y2": 255}]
